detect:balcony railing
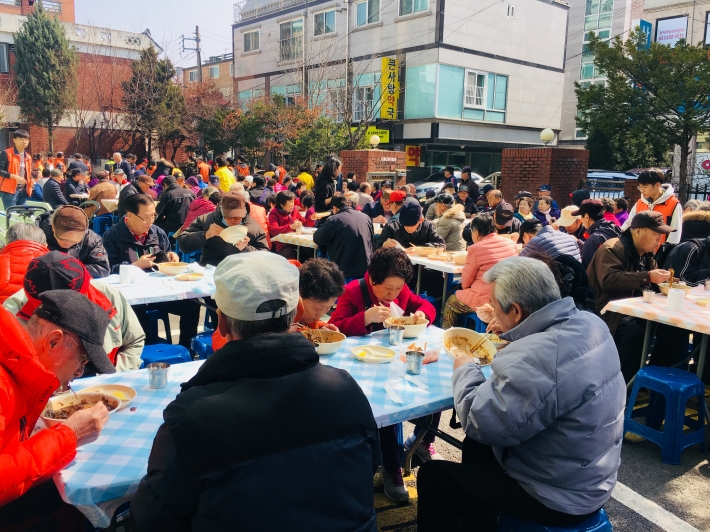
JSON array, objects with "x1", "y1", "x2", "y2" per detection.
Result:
[
  {"x1": 0, "y1": 0, "x2": 20, "y2": 5},
  {"x1": 279, "y1": 36, "x2": 302, "y2": 62},
  {"x1": 234, "y1": 0, "x2": 306, "y2": 22}
]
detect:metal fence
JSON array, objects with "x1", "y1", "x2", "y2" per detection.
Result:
[
  {"x1": 586, "y1": 178, "x2": 626, "y2": 199},
  {"x1": 687, "y1": 184, "x2": 710, "y2": 201}
]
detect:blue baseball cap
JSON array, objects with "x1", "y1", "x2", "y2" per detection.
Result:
[{"x1": 538, "y1": 184, "x2": 551, "y2": 192}]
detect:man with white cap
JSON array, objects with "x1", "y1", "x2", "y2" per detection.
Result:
[{"x1": 132, "y1": 252, "x2": 380, "y2": 531}]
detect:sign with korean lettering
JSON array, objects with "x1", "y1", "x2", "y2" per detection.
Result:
[
  {"x1": 632, "y1": 19, "x2": 652, "y2": 49},
  {"x1": 380, "y1": 57, "x2": 399, "y2": 120},
  {"x1": 655, "y1": 16, "x2": 688, "y2": 48},
  {"x1": 351, "y1": 126, "x2": 390, "y2": 144},
  {"x1": 406, "y1": 146, "x2": 421, "y2": 167}
]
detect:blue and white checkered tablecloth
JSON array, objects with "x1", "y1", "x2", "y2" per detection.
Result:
[{"x1": 54, "y1": 326, "x2": 490, "y2": 527}]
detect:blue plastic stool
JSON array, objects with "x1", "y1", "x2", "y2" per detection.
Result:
[
  {"x1": 140, "y1": 344, "x2": 191, "y2": 368},
  {"x1": 464, "y1": 312, "x2": 487, "y2": 333},
  {"x1": 203, "y1": 309, "x2": 217, "y2": 332},
  {"x1": 191, "y1": 332, "x2": 214, "y2": 360},
  {"x1": 91, "y1": 214, "x2": 113, "y2": 236},
  {"x1": 146, "y1": 309, "x2": 171, "y2": 344},
  {"x1": 497, "y1": 508, "x2": 612, "y2": 532},
  {"x1": 625, "y1": 366, "x2": 705, "y2": 465},
  {"x1": 180, "y1": 249, "x2": 202, "y2": 264}
]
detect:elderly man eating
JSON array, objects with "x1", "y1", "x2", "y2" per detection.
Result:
[
  {"x1": 417, "y1": 256, "x2": 626, "y2": 532},
  {"x1": 0, "y1": 289, "x2": 112, "y2": 528}
]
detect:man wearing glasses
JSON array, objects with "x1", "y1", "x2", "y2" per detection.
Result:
[
  {"x1": 102, "y1": 193, "x2": 199, "y2": 348},
  {"x1": 622, "y1": 168, "x2": 682, "y2": 246},
  {"x1": 0, "y1": 290, "x2": 112, "y2": 527}
]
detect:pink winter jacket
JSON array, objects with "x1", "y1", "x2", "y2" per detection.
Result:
[{"x1": 456, "y1": 233, "x2": 518, "y2": 310}]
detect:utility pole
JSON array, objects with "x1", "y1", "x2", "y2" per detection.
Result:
[{"x1": 182, "y1": 26, "x2": 203, "y2": 82}]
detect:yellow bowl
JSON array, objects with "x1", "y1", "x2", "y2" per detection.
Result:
[
  {"x1": 658, "y1": 283, "x2": 693, "y2": 296},
  {"x1": 414, "y1": 247, "x2": 438, "y2": 257},
  {"x1": 452, "y1": 252, "x2": 467, "y2": 265},
  {"x1": 156, "y1": 262, "x2": 189, "y2": 276},
  {"x1": 442, "y1": 328, "x2": 497, "y2": 366},
  {"x1": 41, "y1": 392, "x2": 121, "y2": 428},
  {"x1": 300, "y1": 329, "x2": 346, "y2": 355},
  {"x1": 384, "y1": 317, "x2": 429, "y2": 338}
]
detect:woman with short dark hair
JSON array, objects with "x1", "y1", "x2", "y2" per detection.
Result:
[
  {"x1": 268, "y1": 190, "x2": 305, "y2": 259},
  {"x1": 314, "y1": 157, "x2": 341, "y2": 212},
  {"x1": 329, "y1": 247, "x2": 438, "y2": 503}
]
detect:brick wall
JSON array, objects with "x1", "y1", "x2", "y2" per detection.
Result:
[
  {"x1": 339, "y1": 149, "x2": 407, "y2": 187},
  {"x1": 501, "y1": 148, "x2": 590, "y2": 208},
  {"x1": 13, "y1": 0, "x2": 76, "y2": 23},
  {"x1": 26, "y1": 124, "x2": 145, "y2": 161},
  {"x1": 624, "y1": 178, "x2": 640, "y2": 205}
]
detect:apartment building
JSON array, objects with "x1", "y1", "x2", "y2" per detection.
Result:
[
  {"x1": 183, "y1": 53, "x2": 235, "y2": 101},
  {"x1": 560, "y1": 0, "x2": 710, "y2": 147},
  {"x1": 232, "y1": 0, "x2": 569, "y2": 177},
  {"x1": 0, "y1": 0, "x2": 161, "y2": 157}
]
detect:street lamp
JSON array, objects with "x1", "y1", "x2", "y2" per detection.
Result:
[
  {"x1": 540, "y1": 128, "x2": 555, "y2": 145},
  {"x1": 369, "y1": 135, "x2": 380, "y2": 149}
]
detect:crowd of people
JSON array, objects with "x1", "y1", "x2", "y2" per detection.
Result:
[{"x1": 1, "y1": 134, "x2": 709, "y2": 531}]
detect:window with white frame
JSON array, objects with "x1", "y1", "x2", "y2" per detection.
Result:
[
  {"x1": 356, "y1": 0, "x2": 380, "y2": 27},
  {"x1": 314, "y1": 9, "x2": 336, "y2": 36},
  {"x1": 209, "y1": 65, "x2": 219, "y2": 79},
  {"x1": 326, "y1": 88, "x2": 346, "y2": 121},
  {"x1": 353, "y1": 86, "x2": 374, "y2": 122},
  {"x1": 243, "y1": 30, "x2": 260, "y2": 53},
  {"x1": 280, "y1": 19, "x2": 303, "y2": 61},
  {"x1": 464, "y1": 70, "x2": 486, "y2": 108},
  {"x1": 189, "y1": 70, "x2": 198, "y2": 82},
  {"x1": 400, "y1": 0, "x2": 427, "y2": 17}
]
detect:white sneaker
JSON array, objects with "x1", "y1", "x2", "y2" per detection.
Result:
[{"x1": 381, "y1": 467, "x2": 410, "y2": 503}]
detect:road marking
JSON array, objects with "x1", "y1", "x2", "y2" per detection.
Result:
[{"x1": 612, "y1": 482, "x2": 701, "y2": 532}]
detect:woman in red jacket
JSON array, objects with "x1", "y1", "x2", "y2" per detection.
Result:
[
  {"x1": 329, "y1": 248, "x2": 439, "y2": 504},
  {"x1": 268, "y1": 190, "x2": 304, "y2": 259}
]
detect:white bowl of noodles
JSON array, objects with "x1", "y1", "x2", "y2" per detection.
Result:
[{"x1": 442, "y1": 328, "x2": 497, "y2": 366}]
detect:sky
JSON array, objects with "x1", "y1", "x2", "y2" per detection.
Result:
[{"x1": 74, "y1": 0, "x2": 235, "y2": 69}]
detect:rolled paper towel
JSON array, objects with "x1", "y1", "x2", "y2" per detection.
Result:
[{"x1": 667, "y1": 288, "x2": 685, "y2": 311}]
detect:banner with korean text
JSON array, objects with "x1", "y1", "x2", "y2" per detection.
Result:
[{"x1": 380, "y1": 58, "x2": 399, "y2": 120}]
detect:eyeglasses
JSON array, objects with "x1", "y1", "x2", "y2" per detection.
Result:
[
  {"x1": 64, "y1": 333, "x2": 90, "y2": 366},
  {"x1": 131, "y1": 212, "x2": 158, "y2": 223}
]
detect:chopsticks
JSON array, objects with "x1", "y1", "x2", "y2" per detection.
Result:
[
  {"x1": 668, "y1": 268, "x2": 674, "y2": 288},
  {"x1": 469, "y1": 332, "x2": 493, "y2": 354}
]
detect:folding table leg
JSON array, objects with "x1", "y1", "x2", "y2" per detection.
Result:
[
  {"x1": 415, "y1": 265, "x2": 423, "y2": 295},
  {"x1": 441, "y1": 273, "x2": 449, "y2": 318},
  {"x1": 696, "y1": 335, "x2": 710, "y2": 423},
  {"x1": 403, "y1": 425, "x2": 427, "y2": 476},
  {"x1": 627, "y1": 320, "x2": 654, "y2": 390}
]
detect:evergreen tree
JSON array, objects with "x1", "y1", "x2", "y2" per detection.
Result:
[{"x1": 14, "y1": 0, "x2": 77, "y2": 151}]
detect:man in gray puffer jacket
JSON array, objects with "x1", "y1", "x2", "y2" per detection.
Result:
[{"x1": 418, "y1": 257, "x2": 625, "y2": 531}]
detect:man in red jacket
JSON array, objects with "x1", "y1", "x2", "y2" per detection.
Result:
[{"x1": 0, "y1": 290, "x2": 112, "y2": 526}]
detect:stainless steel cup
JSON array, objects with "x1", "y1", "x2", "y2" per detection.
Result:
[
  {"x1": 388, "y1": 326, "x2": 405, "y2": 345},
  {"x1": 406, "y1": 351, "x2": 424, "y2": 375},
  {"x1": 148, "y1": 362, "x2": 170, "y2": 389}
]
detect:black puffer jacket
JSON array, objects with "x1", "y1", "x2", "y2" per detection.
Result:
[
  {"x1": 580, "y1": 219, "x2": 621, "y2": 268},
  {"x1": 131, "y1": 333, "x2": 380, "y2": 532},
  {"x1": 102, "y1": 220, "x2": 172, "y2": 273},
  {"x1": 555, "y1": 254, "x2": 598, "y2": 314},
  {"x1": 116, "y1": 182, "x2": 139, "y2": 218},
  {"x1": 155, "y1": 184, "x2": 194, "y2": 235},
  {"x1": 313, "y1": 206, "x2": 374, "y2": 279},
  {"x1": 663, "y1": 211, "x2": 710, "y2": 286},
  {"x1": 314, "y1": 172, "x2": 336, "y2": 212},
  {"x1": 376, "y1": 218, "x2": 445, "y2": 249},
  {"x1": 177, "y1": 205, "x2": 268, "y2": 267},
  {"x1": 38, "y1": 214, "x2": 110, "y2": 278}
]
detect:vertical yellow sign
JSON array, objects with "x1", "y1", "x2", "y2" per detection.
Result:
[{"x1": 380, "y1": 58, "x2": 399, "y2": 120}]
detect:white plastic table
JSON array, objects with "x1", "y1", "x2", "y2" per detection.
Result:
[
  {"x1": 53, "y1": 327, "x2": 487, "y2": 528},
  {"x1": 101, "y1": 199, "x2": 119, "y2": 213},
  {"x1": 92, "y1": 266, "x2": 216, "y2": 305},
  {"x1": 409, "y1": 254, "x2": 464, "y2": 315},
  {"x1": 270, "y1": 233, "x2": 318, "y2": 261}
]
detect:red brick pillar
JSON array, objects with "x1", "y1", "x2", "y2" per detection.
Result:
[
  {"x1": 339, "y1": 149, "x2": 406, "y2": 185},
  {"x1": 624, "y1": 178, "x2": 640, "y2": 204},
  {"x1": 501, "y1": 148, "x2": 589, "y2": 208},
  {"x1": 20, "y1": 0, "x2": 34, "y2": 16}
]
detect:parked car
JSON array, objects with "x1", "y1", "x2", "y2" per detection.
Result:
[
  {"x1": 414, "y1": 170, "x2": 485, "y2": 199},
  {"x1": 587, "y1": 170, "x2": 637, "y2": 180}
]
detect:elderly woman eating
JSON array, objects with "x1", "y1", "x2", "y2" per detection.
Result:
[
  {"x1": 417, "y1": 256, "x2": 626, "y2": 532},
  {"x1": 330, "y1": 247, "x2": 438, "y2": 503}
]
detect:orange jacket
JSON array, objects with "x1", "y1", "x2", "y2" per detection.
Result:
[
  {"x1": 0, "y1": 241, "x2": 50, "y2": 304},
  {"x1": 0, "y1": 305, "x2": 77, "y2": 507},
  {"x1": 0, "y1": 148, "x2": 32, "y2": 196},
  {"x1": 634, "y1": 196, "x2": 680, "y2": 245},
  {"x1": 198, "y1": 162, "x2": 210, "y2": 183}
]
